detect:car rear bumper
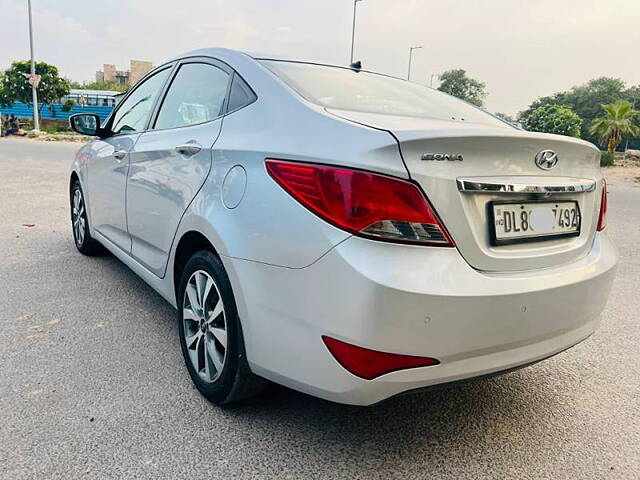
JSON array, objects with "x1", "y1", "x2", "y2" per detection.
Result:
[{"x1": 226, "y1": 232, "x2": 618, "y2": 406}]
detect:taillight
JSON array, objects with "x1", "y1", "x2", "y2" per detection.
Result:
[
  {"x1": 322, "y1": 336, "x2": 439, "y2": 380},
  {"x1": 265, "y1": 159, "x2": 454, "y2": 246},
  {"x1": 597, "y1": 179, "x2": 607, "y2": 231}
]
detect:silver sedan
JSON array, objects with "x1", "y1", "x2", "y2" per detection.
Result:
[{"x1": 69, "y1": 48, "x2": 617, "y2": 406}]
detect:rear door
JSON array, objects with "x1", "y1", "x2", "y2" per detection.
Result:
[{"x1": 126, "y1": 59, "x2": 231, "y2": 277}]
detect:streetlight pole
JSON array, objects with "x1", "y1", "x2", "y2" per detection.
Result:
[
  {"x1": 350, "y1": 0, "x2": 364, "y2": 65},
  {"x1": 27, "y1": 0, "x2": 40, "y2": 132},
  {"x1": 407, "y1": 46, "x2": 422, "y2": 80},
  {"x1": 429, "y1": 73, "x2": 439, "y2": 88}
]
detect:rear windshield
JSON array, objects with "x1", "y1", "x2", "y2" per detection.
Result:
[{"x1": 260, "y1": 60, "x2": 509, "y2": 128}]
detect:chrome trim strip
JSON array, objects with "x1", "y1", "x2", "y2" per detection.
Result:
[{"x1": 456, "y1": 179, "x2": 597, "y2": 194}]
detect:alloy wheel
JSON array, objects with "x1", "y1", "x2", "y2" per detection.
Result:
[
  {"x1": 72, "y1": 188, "x2": 86, "y2": 246},
  {"x1": 182, "y1": 270, "x2": 227, "y2": 383}
]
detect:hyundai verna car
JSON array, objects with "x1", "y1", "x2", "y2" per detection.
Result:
[{"x1": 69, "y1": 48, "x2": 618, "y2": 406}]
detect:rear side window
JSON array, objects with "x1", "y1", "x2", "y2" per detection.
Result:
[
  {"x1": 260, "y1": 60, "x2": 509, "y2": 128},
  {"x1": 155, "y1": 63, "x2": 230, "y2": 130},
  {"x1": 226, "y1": 74, "x2": 257, "y2": 113}
]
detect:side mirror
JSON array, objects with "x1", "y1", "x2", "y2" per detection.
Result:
[{"x1": 69, "y1": 113, "x2": 101, "y2": 136}]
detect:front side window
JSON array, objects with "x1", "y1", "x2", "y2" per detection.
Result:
[
  {"x1": 154, "y1": 63, "x2": 230, "y2": 130},
  {"x1": 111, "y1": 68, "x2": 171, "y2": 135},
  {"x1": 260, "y1": 60, "x2": 509, "y2": 128}
]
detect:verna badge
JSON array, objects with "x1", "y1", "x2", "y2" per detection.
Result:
[
  {"x1": 535, "y1": 150, "x2": 559, "y2": 170},
  {"x1": 421, "y1": 153, "x2": 464, "y2": 161}
]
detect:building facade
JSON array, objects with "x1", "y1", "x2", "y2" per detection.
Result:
[{"x1": 96, "y1": 60, "x2": 154, "y2": 87}]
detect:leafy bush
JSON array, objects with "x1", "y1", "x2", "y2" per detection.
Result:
[
  {"x1": 521, "y1": 105, "x2": 583, "y2": 137},
  {"x1": 61, "y1": 99, "x2": 75, "y2": 112},
  {"x1": 600, "y1": 151, "x2": 615, "y2": 167}
]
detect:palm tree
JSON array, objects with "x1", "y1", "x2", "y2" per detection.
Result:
[{"x1": 590, "y1": 100, "x2": 640, "y2": 154}]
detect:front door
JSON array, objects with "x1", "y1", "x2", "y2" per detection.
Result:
[
  {"x1": 86, "y1": 133, "x2": 138, "y2": 251},
  {"x1": 126, "y1": 60, "x2": 231, "y2": 276},
  {"x1": 87, "y1": 66, "x2": 171, "y2": 252}
]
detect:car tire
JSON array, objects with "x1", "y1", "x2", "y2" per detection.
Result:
[
  {"x1": 177, "y1": 250, "x2": 268, "y2": 404},
  {"x1": 70, "y1": 179, "x2": 106, "y2": 256}
]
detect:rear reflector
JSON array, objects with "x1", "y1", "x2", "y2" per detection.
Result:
[
  {"x1": 322, "y1": 336, "x2": 439, "y2": 380},
  {"x1": 597, "y1": 179, "x2": 607, "y2": 231},
  {"x1": 265, "y1": 159, "x2": 454, "y2": 246}
]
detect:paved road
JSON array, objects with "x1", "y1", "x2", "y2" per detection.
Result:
[{"x1": 1, "y1": 138, "x2": 638, "y2": 479}]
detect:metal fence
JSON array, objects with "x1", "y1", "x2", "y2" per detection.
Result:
[{"x1": 0, "y1": 102, "x2": 113, "y2": 122}]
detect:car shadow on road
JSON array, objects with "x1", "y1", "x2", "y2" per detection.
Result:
[
  {"x1": 216, "y1": 342, "x2": 564, "y2": 465},
  {"x1": 230, "y1": 370, "x2": 554, "y2": 440}
]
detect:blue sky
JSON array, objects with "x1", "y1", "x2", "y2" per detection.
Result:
[{"x1": 1, "y1": 0, "x2": 639, "y2": 115}]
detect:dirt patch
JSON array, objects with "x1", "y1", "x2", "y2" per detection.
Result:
[
  {"x1": 29, "y1": 132, "x2": 91, "y2": 143},
  {"x1": 2, "y1": 132, "x2": 89, "y2": 143},
  {"x1": 603, "y1": 156, "x2": 640, "y2": 185}
]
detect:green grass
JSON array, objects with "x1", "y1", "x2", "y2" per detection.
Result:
[{"x1": 41, "y1": 125, "x2": 63, "y2": 134}]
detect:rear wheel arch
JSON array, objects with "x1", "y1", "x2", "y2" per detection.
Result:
[
  {"x1": 173, "y1": 231, "x2": 220, "y2": 295},
  {"x1": 173, "y1": 232, "x2": 267, "y2": 403}
]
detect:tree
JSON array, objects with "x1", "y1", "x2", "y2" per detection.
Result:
[
  {"x1": 494, "y1": 112, "x2": 517, "y2": 124},
  {"x1": 69, "y1": 79, "x2": 129, "y2": 93},
  {"x1": 589, "y1": 100, "x2": 640, "y2": 153},
  {"x1": 519, "y1": 77, "x2": 640, "y2": 146},
  {"x1": 521, "y1": 105, "x2": 582, "y2": 137},
  {"x1": 0, "y1": 60, "x2": 70, "y2": 109},
  {"x1": 437, "y1": 69, "x2": 487, "y2": 107}
]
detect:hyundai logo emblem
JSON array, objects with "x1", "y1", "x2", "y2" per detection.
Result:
[{"x1": 535, "y1": 150, "x2": 559, "y2": 170}]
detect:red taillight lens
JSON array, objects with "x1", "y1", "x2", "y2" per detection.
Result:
[
  {"x1": 265, "y1": 159, "x2": 454, "y2": 246},
  {"x1": 322, "y1": 336, "x2": 439, "y2": 380},
  {"x1": 597, "y1": 179, "x2": 607, "y2": 231}
]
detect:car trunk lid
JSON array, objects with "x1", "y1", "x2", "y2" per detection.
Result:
[{"x1": 327, "y1": 109, "x2": 603, "y2": 272}]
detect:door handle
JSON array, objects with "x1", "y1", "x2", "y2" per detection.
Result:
[
  {"x1": 113, "y1": 150, "x2": 127, "y2": 161},
  {"x1": 175, "y1": 143, "x2": 202, "y2": 156}
]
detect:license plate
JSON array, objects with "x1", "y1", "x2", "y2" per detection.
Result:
[{"x1": 490, "y1": 201, "x2": 581, "y2": 245}]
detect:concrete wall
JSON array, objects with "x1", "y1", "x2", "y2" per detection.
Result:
[
  {"x1": 102, "y1": 64, "x2": 116, "y2": 83},
  {"x1": 129, "y1": 60, "x2": 154, "y2": 86}
]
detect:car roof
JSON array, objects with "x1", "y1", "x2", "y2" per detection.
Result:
[
  {"x1": 169, "y1": 47, "x2": 347, "y2": 71},
  {"x1": 169, "y1": 47, "x2": 286, "y2": 62},
  {"x1": 168, "y1": 47, "x2": 411, "y2": 85}
]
